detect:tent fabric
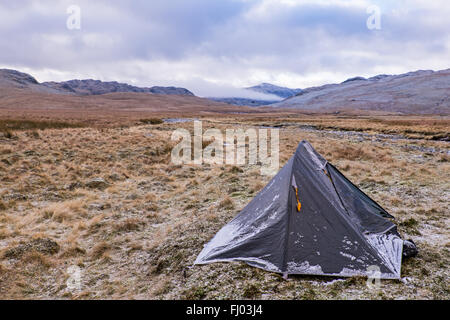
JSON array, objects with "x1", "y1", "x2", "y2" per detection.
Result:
[{"x1": 195, "y1": 141, "x2": 405, "y2": 279}]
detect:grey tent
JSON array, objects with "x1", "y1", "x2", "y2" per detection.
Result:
[{"x1": 195, "y1": 141, "x2": 416, "y2": 279}]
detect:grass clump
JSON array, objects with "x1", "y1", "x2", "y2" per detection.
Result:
[
  {"x1": 218, "y1": 196, "x2": 234, "y2": 210},
  {"x1": 113, "y1": 218, "x2": 144, "y2": 233},
  {"x1": 242, "y1": 283, "x2": 261, "y2": 299},
  {"x1": 400, "y1": 218, "x2": 419, "y2": 228},
  {"x1": 90, "y1": 242, "x2": 111, "y2": 260},
  {"x1": 0, "y1": 119, "x2": 85, "y2": 131},
  {"x1": 184, "y1": 286, "x2": 207, "y2": 300},
  {"x1": 139, "y1": 118, "x2": 163, "y2": 125},
  {"x1": 400, "y1": 218, "x2": 421, "y2": 235}
]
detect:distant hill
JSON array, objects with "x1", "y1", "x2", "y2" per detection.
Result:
[
  {"x1": 210, "y1": 83, "x2": 302, "y2": 106},
  {"x1": 43, "y1": 79, "x2": 194, "y2": 96},
  {"x1": 0, "y1": 69, "x2": 62, "y2": 94},
  {"x1": 2, "y1": 68, "x2": 449, "y2": 115},
  {"x1": 273, "y1": 69, "x2": 450, "y2": 115},
  {"x1": 246, "y1": 83, "x2": 302, "y2": 99},
  {"x1": 0, "y1": 69, "x2": 194, "y2": 96}
]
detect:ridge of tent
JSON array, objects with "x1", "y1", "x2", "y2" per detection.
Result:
[{"x1": 281, "y1": 159, "x2": 295, "y2": 277}]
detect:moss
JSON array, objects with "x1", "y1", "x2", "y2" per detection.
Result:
[
  {"x1": 401, "y1": 219, "x2": 418, "y2": 228},
  {"x1": 299, "y1": 287, "x2": 317, "y2": 300},
  {"x1": 400, "y1": 218, "x2": 421, "y2": 235},
  {"x1": 229, "y1": 166, "x2": 244, "y2": 174},
  {"x1": 183, "y1": 286, "x2": 207, "y2": 300},
  {"x1": 242, "y1": 283, "x2": 261, "y2": 299}
]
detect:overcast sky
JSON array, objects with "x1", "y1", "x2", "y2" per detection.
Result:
[{"x1": 0, "y1": 0, "x2": 449, "y2": 97}]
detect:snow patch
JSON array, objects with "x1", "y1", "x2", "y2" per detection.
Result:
[{"x1": 287, "y1": 261, "x2": 323, "y2": 274}]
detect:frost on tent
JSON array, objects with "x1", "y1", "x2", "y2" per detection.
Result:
[{"x1": 195, "y1": 141, "x2": 416, "y2": 279}]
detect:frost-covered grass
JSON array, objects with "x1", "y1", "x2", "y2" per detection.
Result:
[{"x1": 0, "y1": 115, "x2": 448, "y2": 299}]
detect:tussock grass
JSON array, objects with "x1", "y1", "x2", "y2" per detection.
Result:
[
  {"x1": 139, "y1": 118, "x2": 163, "y2": 125},
  {"x1": 113, "y1": 218, "x2": 144, "y2": 233},
  {"x1": 91, "y1": 242, "x2": 111, "y2": 260},
  {"x1": 218, "y1": 196, "x2": 235, "y2": 210},
  {"x1": 0, "y1": 119, "x2": 85, "y2": 132},
  {"x1": 0, "y1": 114, "x2": 447, "y2": 299}
]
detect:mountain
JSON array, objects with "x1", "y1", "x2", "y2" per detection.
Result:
[
  {"x1": 2, "y1": 68, "x2": 449, "y2": 115},
  {"x1": 0, "y1": 69, "x2": 244, "y2": 123},
  {"x1": 0, "y1": 69, "x2": 194, "y2": 96},
  {"x1": 246, "y1": 83, "x2": 302, "y2": 98},
  {"x1": 273, "y1": 69, "x2": 450, "y2": 115},
  {"x1": 42, "y1": 79, "x2": 194, "y2": 96},
  {"x1": 0, "y1": 69, "x2": 39, "y2": 87},
  {"x1": 209, "y1": 83, "x2": 302, "y2": 106},
  {"x1": 0, "y1": 69, "x2": 62, "y2": 94}
]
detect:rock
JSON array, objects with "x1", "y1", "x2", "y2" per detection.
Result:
[
  {"x1": 401, "y1": 277, "x2": 413, "y2": 284},
  {"x1": 85, "y1": 178, "x2": 109, "y2": 190},
  {"x1": 3, "y1": 193, "x2": 27, "y2": 201},
  {"x1": 403, "y1": 239, "x2": 419, "y2": 259},
  {"x1": 4, "y1": 238, "x2": 60, "y2": 259}
]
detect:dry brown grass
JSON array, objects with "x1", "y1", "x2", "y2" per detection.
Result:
[
  {"x1": 218, "y1": 196, "x2": 235, "y2": 210},
  {"x1": 0, "y1": 112, "x2": 448, "y2": 300},
  {"x1": 301, "y1": 117, "x2": 449, "y2": 140},
  {"x1": 0, "y1": 119, "x2": 85, "y2": 132},
  {"x1": 91, "y1": 242, "x2": 111, "y2": 260},
  {"x1": 113, "y1": 218, "x2": 144, "y2": 233},
  {"x1": 0, "y1": 87, "x2": 260, "y2": 127}
]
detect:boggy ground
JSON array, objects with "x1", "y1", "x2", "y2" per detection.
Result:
[{"x1": 0, "y1": 115, "x2": 448, "y2": 299}]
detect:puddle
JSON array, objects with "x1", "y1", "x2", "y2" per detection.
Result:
[{"x1": 163, "y1": 118, "x2": 198, "y2": 123}]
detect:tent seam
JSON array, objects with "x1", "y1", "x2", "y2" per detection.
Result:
[
  {"x1": 326, "y1": 163, "x2": 352, "y2": 217},
  {"x1": 281, "y1": 159, "x2": 295, "y2": 276}
]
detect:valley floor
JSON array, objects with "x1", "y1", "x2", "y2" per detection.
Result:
[{"x1": 0, "y1": 115, "x2": 448, "y2": 299}]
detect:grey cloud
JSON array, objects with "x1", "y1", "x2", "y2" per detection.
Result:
[{"x1": 0, "y1": 0, "x2": 448, "y2": 95}]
